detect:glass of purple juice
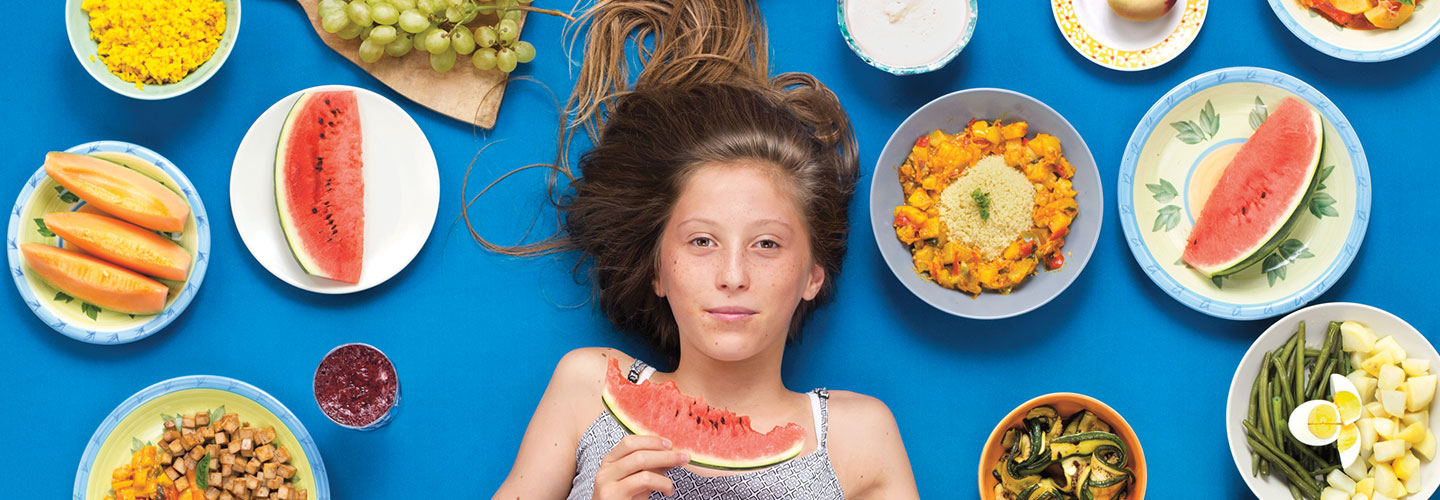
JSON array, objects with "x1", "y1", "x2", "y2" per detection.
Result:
[{"x1": 313, "y1": 343, "x2": 400, "y2": 431}]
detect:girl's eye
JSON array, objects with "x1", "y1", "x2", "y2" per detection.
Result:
[
  {"x1": 691, "y1": 237, "x2": 713, "y2": 247},
  {"x1": 757, "y1": 240, "x2": 779, "y2": 249}
]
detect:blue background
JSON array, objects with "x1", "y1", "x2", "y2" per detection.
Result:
[{"x1": 7, "y1": 1, "x2": 1437, "y2": 498}]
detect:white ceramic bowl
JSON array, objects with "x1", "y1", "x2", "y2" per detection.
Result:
[{"x1": 1226, "y1": 302, "x2": 1440, "y2": 499}]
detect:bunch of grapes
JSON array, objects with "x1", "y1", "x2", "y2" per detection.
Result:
[{"x1": 317, "y1": 0, "x2": 543, "y2": 73}]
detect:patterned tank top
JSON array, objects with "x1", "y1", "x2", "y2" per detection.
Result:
[{"x1": 566, "y1": 359, "x2": 844, "y2": 499}]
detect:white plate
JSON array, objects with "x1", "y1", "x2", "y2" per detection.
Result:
[
  {"x1": 1226, "y1": 302, "x2": 1440, "y2": 499},
  {"x1": 230, "y1": 85, "x2": 438, "y2": 294},
  {"x1": 1052, "y1": 0, "x2": 1208, "y2": 71}
]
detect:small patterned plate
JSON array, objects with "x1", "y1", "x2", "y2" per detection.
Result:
[
  {"x1": 74, "y1": 375, "x2": 331, "y2": 500},
  {"x1": 1118, "y1": 67, "x2": 1371, "y2": 320},
  {"x1": 1052, "y1": 0, "x2": 1207, "y2": 71},
  {"x1": 1268, "y1": 0, "x2": 1440, "y2": 62},
  {"x1": 7, "y1": 141, "x2": 210, "y2": 344}
]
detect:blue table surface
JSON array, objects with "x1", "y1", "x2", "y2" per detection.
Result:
[{"x1": 7, "y1": 1, "x2": 1438, "y2": 498}]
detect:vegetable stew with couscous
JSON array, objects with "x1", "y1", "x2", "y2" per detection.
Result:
[{"x1": 893, "y1": 120, "x2": 1079, "y2": 296}]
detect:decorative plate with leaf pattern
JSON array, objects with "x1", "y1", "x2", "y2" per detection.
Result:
[
  {"x1": 74, "y1": 376, "x2": 330, "y2": 500},
  {"x1": 7, "y1": 141, "x2": 210, "y2": 344},
  {"x1": 1118, "y1": 67, "x2": 1370, "y2": 320},
  {"x1": 1268, "y1": 0, "x2": 1440, "y2": 62}
]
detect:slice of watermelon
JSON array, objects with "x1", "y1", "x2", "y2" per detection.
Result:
[
  {"x1": 275, "y1": 90, "x2": 364, "y2": 284},
  {"x1": 601, "y1": 357, "x2": 807, "y2": 470},
  {"x1": 1182, "y1": 98, "x2": 1324, "y2": 277}
]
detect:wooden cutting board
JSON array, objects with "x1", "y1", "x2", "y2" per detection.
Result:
[{"x1": 295, "y1": 0, "x2": 520, "y2": 129}]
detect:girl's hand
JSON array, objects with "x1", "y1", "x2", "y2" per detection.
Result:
[{"x1": 594, "y1": 435, "x2": 689, "y2": 500}]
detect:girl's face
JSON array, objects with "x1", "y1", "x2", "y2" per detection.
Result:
[{"x1": 653, "y1": 162, "x2": 825, "y2": 363}]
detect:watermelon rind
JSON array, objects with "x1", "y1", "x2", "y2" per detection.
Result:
[
  {"x1": 601, "y1": 389, "x2": 805, "y2": 471},
  {"x1": 1192, "y1": 105, "x2": 1325, "y2": 278},
  {"x1": 274, "y1": 92, "x2": 323, "y2": 276},
  {"x1": 1212, "y1": 138, "x2": 1325, "y2": 277}
]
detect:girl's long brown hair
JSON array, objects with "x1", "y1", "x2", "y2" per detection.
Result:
[{"x1": 464, "y1": 0, "x2": 858, "y2": 361}]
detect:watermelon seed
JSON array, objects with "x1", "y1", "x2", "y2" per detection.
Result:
[
  {"x1": 311, "y1": 208, "x2": 317, "y2": 214},
  {"x1": 329, "y1": 121, "x2": 336, "y2": 127},
  {"x1": 1242, "y1": 207, "x2": 1248, "y2": 215},
  {"x1": 324, "y1": 99, "x2": 330, "y2": 105},
  {"x1": 317, "y1": 117, "x2": 324, "y2": 125},
  {"x1": 696, "y1": 417, "x2": 701, "y2": 424},
  {"x1": 320, "y1": 133, "x2": 326, "y2": 139},
  {"x1": 1261, "y1": 191, "x2": 1267, "y2": 198}
]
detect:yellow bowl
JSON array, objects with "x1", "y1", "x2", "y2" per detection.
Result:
[
  {"x1": 75, "y1": 376, "x2": 329, "y2": 500},
  {"x1": 977, "y1": 392, "x2": 1147, "y2": 500}
]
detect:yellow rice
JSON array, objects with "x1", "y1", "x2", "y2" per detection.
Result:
[
  {"x1": 937, "y1": 155, "x2": 1035, "y2": 259},
  {"x1": 81, "y1": 0, "x2": 227, "y2": 89}
]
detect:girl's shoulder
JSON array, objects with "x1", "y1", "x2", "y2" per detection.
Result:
[
  {"x1": 550, "y1": 347, "x2": 638, "y2": 400},
  {"x1": 822, "y1": 389, "x2": 900, "y2": 435}
]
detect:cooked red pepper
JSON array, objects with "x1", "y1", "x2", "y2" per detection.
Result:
[
  {"x1": 915, "y1": 135, "x2": 930, "y2": 148},
  {"x1": 1047, "y1": 252, "x2": 1065, "y2": 271}
]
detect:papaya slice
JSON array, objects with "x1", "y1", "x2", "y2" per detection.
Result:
[
  {"x1": 44, "y1": 152, "x2": 190, "y2": 232},
  {"x1": 21, "y1": 243, "x2": 168, "y2": 315},
  {"x1": 44, "y1": 212, "x2": 191, "y2": 281}
]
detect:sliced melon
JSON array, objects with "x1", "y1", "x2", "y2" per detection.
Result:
[
  {"x1": 43, "y1": 152, "x2": 190, "y2": 232},
  {"x1": 600, "y1": 357, "x2": 806, "y2": 470},
  {"x1": 44, "y1": 212, "x2": 191, "y2": 281},
  {"x1": 1181, "y1": 97, "x2": 1324, "y2": 277},
  {"x1": 21, "y1": 243, "x2": 167, "y2": 315}
]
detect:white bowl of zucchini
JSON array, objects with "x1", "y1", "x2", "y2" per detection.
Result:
[{"x1": 1227, "y1": 302, "x2": 1440, "y2": 500}]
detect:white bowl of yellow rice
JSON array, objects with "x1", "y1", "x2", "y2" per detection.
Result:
[
  {"x1": 66, "y1": 0, "x2": 240, "y2": 100},
  {"x1": 869, "y1": 88, "x2": 1103, "y2": 320}
]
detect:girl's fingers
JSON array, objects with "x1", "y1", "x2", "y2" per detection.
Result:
[
  {"x1": 603, "y1": 435, "x2": 672, "y2": 463},
  {"x1": 610, "y1": 449, "x2": 690, "y2": 477},
  {"x1": 616, "y1": 470, "x2": 676, "y2": 498}
]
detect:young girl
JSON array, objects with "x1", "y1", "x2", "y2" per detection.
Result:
[{"x1": 483, "y1": 1, "x2": 919, "y2": 498}]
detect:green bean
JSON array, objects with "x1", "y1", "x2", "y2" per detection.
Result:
[
  {"x1": 1294, "y1": 323, "x2": 1307, "y2": 406},
  {"x1": 1260, "y1": 353, "x2": 1276, "y2": 442},
  {"x1": 1287, "y1": 482, "x2": 1303, "y2": 500},
  {"x1": 1244, "y1": 426, "x2": 1321, "y2": 499},
  {"x1": 1305, "y1": 324, "x2": 1338, "y2": 398},
  {"x1": 1272, "y1": 396, "x2": 1287, "y2": 452},
  {"x1": 1311, "y1": 464, "x2": 1341, "y2": 477},
  {"x1": 1249, "y1": 359, "x2": 1264, "y2": 477},
  {"x1": 1308, "y1": 358, "x2": 1335, "y2": 401}
]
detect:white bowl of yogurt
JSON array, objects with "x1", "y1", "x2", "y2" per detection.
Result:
[{"x1": 838, "y1": 0, "x2": 977, "y2": 75}]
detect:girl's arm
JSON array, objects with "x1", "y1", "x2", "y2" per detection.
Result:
[
  {"x1": 493, "y1": 348, "x2": 623, "y2": 500},
  {"x1": 827, "y1": 391, "x2": 921, "y2": 500}
]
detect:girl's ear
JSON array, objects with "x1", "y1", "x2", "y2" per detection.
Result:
[{"x1": 802, "y1": 264, "x2": 824, "y2": 301}]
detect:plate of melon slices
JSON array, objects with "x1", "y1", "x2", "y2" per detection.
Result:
[
  {"x1": 7, "y1": 141, "x2": 210, "y2": 344},
  {"x1": 1117, "y1": 67, "x2": 1371, "y2": 321},
  {"x1": 230, "y1": 84, "x2": 439, "y2": 294}
]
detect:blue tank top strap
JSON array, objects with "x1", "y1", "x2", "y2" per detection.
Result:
[{"x1": 811, "y1": 388, "x2": 830, "y2": 449}]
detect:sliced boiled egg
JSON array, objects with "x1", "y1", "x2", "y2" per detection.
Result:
[
  {"x1": 1291, "y1": 400, "x2": 1342, "y2": 446},
  {"x1": 1331, "y1": 373, "x2": 1364, "y2": 424},
  {"x1": 1337, "y1": 422, "x2": 1361, "y2": 468}
]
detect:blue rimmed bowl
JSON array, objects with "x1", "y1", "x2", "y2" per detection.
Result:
[
  {"x1": 1267, "y1": 0, "x2": 1440, "y2": 62},
  {"x1": 8, "y1": 141, "x2": 210, "y2": 344},
  {"x1": 837, "y1": 0, "x2": 977, "y2": 75},
  {"x1": 869, "y1": 88, "x2": 1103, "y2": 320},
  {"x1": 1117, "y1": 67, "x2": 1371, "y2": 321},
  {"x1": 75, "y1": 375, "x2": 331, "y2": 500}
]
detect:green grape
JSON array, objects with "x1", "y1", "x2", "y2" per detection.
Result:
[
  {"x1": 371, "y1": 3, "x2": 400, "y2": 25},
  {"x1": 516, "y1": 0, "x2": 532, "y2": 3},
  {"x1": 459, "y1": 9, "x2": 478, "y2": 24},
  {"x1": 503, "y1": 8, "x2": 522, "y2": 24},
  {"x1": 496, "y1": 19, "x2": 518, "y2": 43},
  {"x1": 385, "y1": 33, "x2": 414, "y2": 57},
  {"x1": 450, "y1": 26, "x2": 476, "y2": 55},
  {"x1": 337, "y1": 21, "x2": 366, "y2": 39},
  {"x1": 474, "y1": 25, "x2": 498, "y2": 48},
  {"x1": 430, "y1": 49, "x2": 457, "y2": 72},
  {"x1": 358, "y1": 38, "x2": 386, "y2": 63},
  {"x1": 346, "y1": 1, "x2": 374, "y2": 26},
  {"x1": 369, "y1": 25, "x2": 399, "y2": 44},
  {"x1": 417, "y1": 0, "x2": 443, "y2": 14},
  {"x1": 423, "y1": 28, "x2": 451, "y2": 54},
  {"x1": 391, "y1": 0, "x2": 416, "y2": 9},
  {"x1": 398, "y1": 9, "x2": 430, "y2": 33},
  {"x1": 321, "y1": 10, "x2": 351, "y2": 33},
  {"x1": 444, "y1": 6, "x2": 464, "y2": 23},
  {"x1": 446, "y1": 0, "x2": 465, "y2": 7},
  {"x1": 511, "y1": 40, "x2": 535, "y2": 63},
  {"x1": 319, "y1": 0, "x2": 347, "y2": 17},
  {"x1": 496, "y1": 46, "x2": 517, "y2": 72},
  {"x1": 472, "y1": 47, "x2": 497, "y2": 70}
]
